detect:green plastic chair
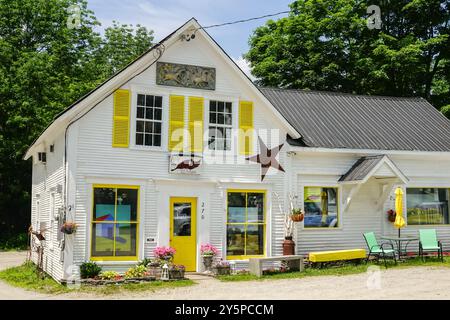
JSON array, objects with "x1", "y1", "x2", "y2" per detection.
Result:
[
  {"x1": 363, "y1": 232, "x2": 397, "y2": 268},
  {"x1": 419, "y1": 229, "x2": 443, "y2": 261}
]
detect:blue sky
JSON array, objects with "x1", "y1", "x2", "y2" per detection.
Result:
[{"x1": 87, "y1": 0, "x2": 292, "y2": 75}]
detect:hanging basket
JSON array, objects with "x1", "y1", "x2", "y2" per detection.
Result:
[
  {"x1": 387, "y1": 209, "x2": 396, "y2": 223},
  {"x1": 61, "y1": 222, "x2": 78, "y2": 234},
  {"x1": 290, "y1": 209, "x2": 304, "y2": 222}
]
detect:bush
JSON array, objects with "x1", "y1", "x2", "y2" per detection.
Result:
[
  {"x1": 137, "y1": 258, "x2": 153, "y2": 267},
  {"x1": 124, "y1": 265, "x2": 148, "y2": 279},
  {"x1": 100, "y1": 271, "x2": 121, "y2": 281},
  {"x1": 80, "y1": 262, "x2": 102, "y2": 279},
  {"x1": 0, "y1": 233, "x2": 28, "y2": 251}
]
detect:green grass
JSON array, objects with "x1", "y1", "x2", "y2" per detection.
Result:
[
  {"x1": 218, "y1": 257, "x2": 450, "y2": 282},
  {"x1": 0, "y1": 261, "x2": 70, "y2": 294},
  {"x1": 0, "y1": 262, "x2": 195, "y2": 295}
]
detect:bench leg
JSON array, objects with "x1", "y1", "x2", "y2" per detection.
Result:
[{"x1": 249, "y1": 260, "x2": 263, "y2": 277}]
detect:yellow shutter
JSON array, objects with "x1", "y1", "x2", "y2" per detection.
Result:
[
  {"x1": 239, "y1": 101, "x2": 254, "y2": 155},
  {"x1": 169, "y1": 95, "x2": 185, "y2": 151},
  {"x1": 188, "y1": 97, "x2": 204, "y2": 152},
  {"x1": 112, "y1": 89, "x2": 130, "y2": 148}
]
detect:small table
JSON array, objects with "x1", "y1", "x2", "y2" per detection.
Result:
[{"x1": 381, "y1": 235, "x2": 418, "y2": 260}]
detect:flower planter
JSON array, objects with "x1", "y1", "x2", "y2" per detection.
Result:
[
  {"x1": 202, "y1": 255, "x2": 214, "y2": 272},
  {"x1": 60, "y1": 222, "x2": 77, "y2": 234},
  {"x1": 282, "y1": 236, "x2": 296, "y2": 255},
  {"x1": 147, "y1": 266, "x2": 163, "y2": 279},
  {"x1": 213, "y1": 266, "x2": 231, "y2": 276},
  {"x1": 169, "y1": 269, "x2": 185, "y2": 280},
  {"x1": 291, "y1": 213, "x2": 304, "y2": 222}
]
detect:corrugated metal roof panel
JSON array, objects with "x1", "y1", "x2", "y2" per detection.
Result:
[
  {"x1": 339, "y1": 155, "x2": 384, "y2": 182},
  {"x1": 259, "y1": 87, "x2": 450, "y2": 152}
]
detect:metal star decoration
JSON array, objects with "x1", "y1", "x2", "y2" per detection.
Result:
[{"x1": 246, "y1": 136, "x2": 285, "y2": 181}]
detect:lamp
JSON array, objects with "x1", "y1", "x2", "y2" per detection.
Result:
[{"x1": 161, "y1": 263, "x2": 170, "y2": 281}]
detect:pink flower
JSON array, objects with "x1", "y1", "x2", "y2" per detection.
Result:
[
  {"x1": 153, "y1": 246, "x2": 176, "y2": 260},
  {"x1": 200, "y1": 243, "x2": 219, "y2": 257}
]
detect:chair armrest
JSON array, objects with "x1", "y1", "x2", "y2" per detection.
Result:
[{"x1": 380, "y1": 242, "x2": 395, "y2": 252}]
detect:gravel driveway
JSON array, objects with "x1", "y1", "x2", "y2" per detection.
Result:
[{"x1": 1, "y1": 251, "x2": 450, "y2": 300}]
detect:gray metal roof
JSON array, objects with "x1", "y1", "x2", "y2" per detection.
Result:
[
  {"x1": 259, "y1": 87, "x2": 450, "y2": 152},
  {"x1": 338, "y1": 155, "x2": 385, "y2": 182}
]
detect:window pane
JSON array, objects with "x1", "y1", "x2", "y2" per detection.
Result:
[
  {"x1": 304, "y1": 187, "x2": 338, "y2": 228},
  {"x1": 225, "y1": 113, "x2": 232, "y2": 125},
  {"x1": 210, "y1": 101, "x2": 216, "y2": 112},
  {"x1": 217, "y1": 113, "x2": 224, "y2": 124},
  {"x1": 216, "y1": 139, "x2": 224, "y2": 151},
  {"x1": 136, "y1": 133, "x2": 144, "y2": 145},
  {"x1": 145, "y1": 107, "x2": 154, "y2": 120},
  {"x1": 218, "y1": 101, "x2": 224, "y2": 112},
  {"x1": 247, "y1": 193, "x2": 264, "y2": 223},
  {"x1": 145, "y1": 95, "x2": 153, "y2": 107},
  {"x1": 116, "y1": 188, "x2": 138, "y2": 221},
  {"x1": 224, "y1": 139, "x2": 231, "y2": 151},
  {"x1": 136, "y1": 120, "x2": 144, "y2": 133},
  {"x1": 407, "y1": 188, "x2": 449, "y2": 225},
  {"x1": 154, "y1": 96, "x2": 162, "y2": 108},
  {"x1": 137, "y1": 107, "x2": 145, "y2": 119},
  {"x1": 145, "y1": 122, "x2": 153, "y2": 133},
  {"x1": 173, "y1": 203, "x2": 191, "y2": 236},
  {"x1": 94, "y1": 188, "x2": 115, "y2": 221},
  {"x1": 209, "y1": 112, "x2": 217, "y2": 124},
  {"x1": 154, "y1": 122, "x2": 161, "y2": 134},
  {"x1": 228, "y1": 192, "x2": 246, "y2": 223},
  {"x1": 144, "y1": 134, "x2": 152, "y2": 146},
  {"x1": 153, "y1": 134, "x2": 161, "y2": 147},
  {"x1": 92, "y1": 223, "x2": 114, "y2": 256},
  {"x1": 227, "y1": 224, "x2": 245, "y2": 256},
  {"x1": 115, "y1": 223, "x2": 137, "y2": 256},
  {"x1": 154, "y1": 108, "x2": 162, "y2": 120},
  {"x1": 225, "y1": 102, "x2": 232, "y2": 113},
  {"x1": 246, "y1": 224, "x2": 264, "y2": 255},
  {"x1": 137, "y1": 94, "x2": 145, "y2": 106}
]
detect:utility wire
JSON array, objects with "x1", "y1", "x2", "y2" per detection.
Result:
[{"x1": 199, "y1": 10, "x2": 290, "y2": 30}]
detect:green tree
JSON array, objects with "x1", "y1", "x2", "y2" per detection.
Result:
[
  {"x1": 246, "y1": 0, "x2": 450, "y2": 112},
  {"x1": 0, "y1": 0, "x2": 154, "y2": 245}
]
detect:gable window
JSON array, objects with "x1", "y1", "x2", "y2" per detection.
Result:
[
  {"x1": 208, "y1": 100, "x2": 232, "y2": 151},
  {"x1": 91, "y1": 185, "x2": 139, "y2": 260},
  {"x1": 136, "y1": 94, "x2": 162, "y2": 147},
  {"x1": 406, "y1": 188, "x2": 449, "y2": 225},
  {"x1": 304, "y1": 187, "x2": 339, "y2": 228},
  {"x1": 226, "y1": 190, "x2": 265, "y2": 259}
]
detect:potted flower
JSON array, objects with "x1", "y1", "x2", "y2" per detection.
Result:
[
  {"x1": 60, "y1": 222, "x2": 77, "y2": 234},
  {"x1": 200, "y1": 243, "x2": 218, "y2": 273},
  {"x1": 387, "y1": 209, "x2": 396, "y2": 222},
  {"x1": 169, "y1": 264, "x2": 186, "y2": 279},
  {"x1": 213, "y1": 259, "x2": 231, "y2": 276},
  {"x1": 146, "y1": 259, "x2": 163, "y2": 279},
  {"x1": 153, "y1": 246, "x2": 176, "y2": 262},
  {"x1": 291, "y1": 208, "x2": 304, "y2": 222}
]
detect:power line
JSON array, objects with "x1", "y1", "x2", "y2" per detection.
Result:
[{"x1": 198, "y1": 10, "x2": 290, "y2": 30}]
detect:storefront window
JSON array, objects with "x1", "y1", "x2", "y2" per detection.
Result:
[
  {"x1": 227, "y1": 191, "x2": 265, "y2": 258},
  {"x1": 406, "y1": 188, "x2": 449, "y2": 225},
  {"x1": 304, "y1": 187, "x2": 339, "y2": 228},
  {"x1": 91, "y1": 186, "x2": 139, "y2": 260}
]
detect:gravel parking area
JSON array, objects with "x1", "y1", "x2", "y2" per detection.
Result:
[{"x1": 1, "y1": 251, "x2": 450, "y2": 300}]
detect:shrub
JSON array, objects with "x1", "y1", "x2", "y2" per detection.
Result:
[
  {"x1": 80, "y1": 262, "x2": 102, "y2": 279},
  {"x1": 138, "y1": 258, "x2": 154, "y2": 267},
  {"x1": 124, "y1": 265, "x2": 149, "y2": 279},
  {"x1": 100, "y1": 271, "x2": 121, "y2": 281}
]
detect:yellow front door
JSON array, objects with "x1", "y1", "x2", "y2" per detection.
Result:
[{"x1": 170, "y1": 197, "x2": 197, "y2": 271}]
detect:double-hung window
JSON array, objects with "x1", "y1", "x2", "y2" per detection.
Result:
[
  {"x1": 136, "y1": 94, "x2": 163, "y2": 147},
  {"x1": 208, "y1": 100, "x2": 232, "y2": 151}
]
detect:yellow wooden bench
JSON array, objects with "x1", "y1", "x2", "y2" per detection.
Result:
[{"x1": 309, "y1": 249, "x2": 366, "y2": 263}]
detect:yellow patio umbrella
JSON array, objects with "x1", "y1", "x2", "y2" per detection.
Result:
[{"x1": 394, "y1": 187, "x2": 406, "y2": 237}]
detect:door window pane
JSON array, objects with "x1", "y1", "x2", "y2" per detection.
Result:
[{"x1": 173, "y1": 203, "x2": 192, "y2": 236}]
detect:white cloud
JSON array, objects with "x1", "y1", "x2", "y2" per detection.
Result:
[{"x1": 233, "y1": 57, "x2": 256, "y2": 81}]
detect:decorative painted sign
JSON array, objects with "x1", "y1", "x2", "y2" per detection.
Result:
[
  {"x1": 169, "y1": 154, "x2": 202, "y2": 174},
  {"x1": 156, "y1": 62, "x2": 216, "y2": 90},
  {"x1": 246, "y1": 137, "x2": 285, "y2": 181}
]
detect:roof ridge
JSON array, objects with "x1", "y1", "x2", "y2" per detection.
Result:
[{"x1": 259, "y1": 86, "x2": 425, "y2": 102}]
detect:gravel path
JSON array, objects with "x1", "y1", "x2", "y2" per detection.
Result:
[{"x1": 1, "y1": 251, "x2": 450, "y2": 300}]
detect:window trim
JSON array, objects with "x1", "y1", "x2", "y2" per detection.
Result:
[
  {"x1": 406, "y1": 187, "x2": 450, "y2": 226},
  {"x1": 302, "y1": 185, "x2": 341, "y2": 230},
  {"x1": 130, "y1": 91, "x2": 166, "y2": 151},
  {"x1": 90, "y1": 184, "x2": 140, "y2": 262},
  {"x1": 207, "y1": 99, "x2": 234, "y2": 153},
  {"x1": 226, "y1": 189, "x2": 266, "y2": 260}
]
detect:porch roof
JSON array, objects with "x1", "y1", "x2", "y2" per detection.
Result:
[{"x1": 339, "y1": 155, "x2": 408, "y2": 184}]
